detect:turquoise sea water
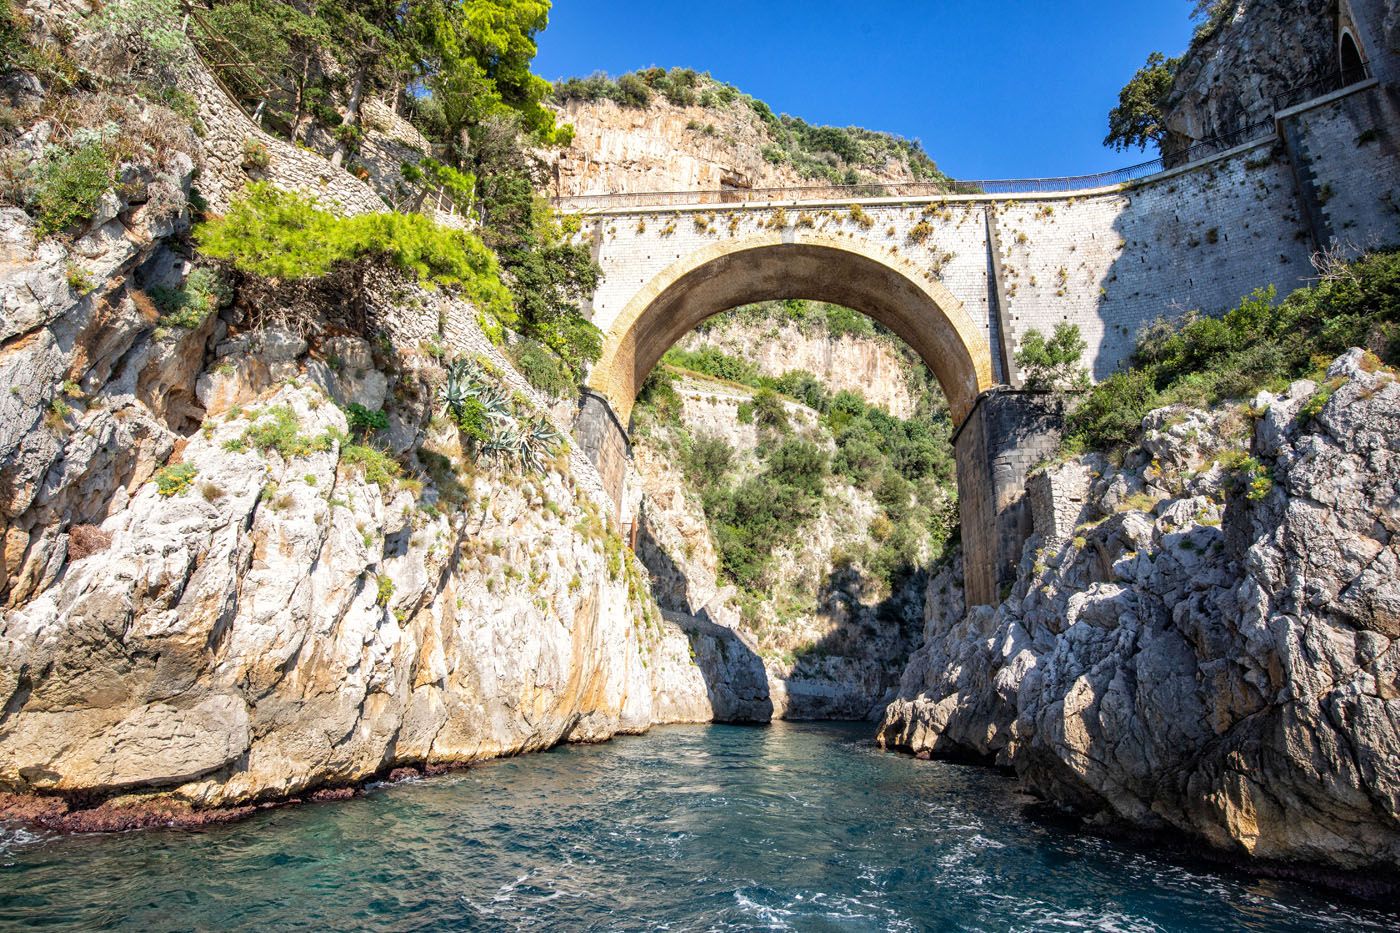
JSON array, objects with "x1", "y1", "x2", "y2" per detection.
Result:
[{"x1": 2, "y1": 721, "x2": 1396, "y2": 931}]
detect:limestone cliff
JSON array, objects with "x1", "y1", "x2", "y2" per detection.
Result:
[
  {"x1": 0, "y1": 7, "x2": 760, "y2": 825},
  {"x1": 0, "y1": 183, "x2": 748, "y2": 822},
  {"x1": 631, "y1": 371, "x2": 932, "y2": 720},
  {"x1": 880, "y1": 349, "x2": 1400, "y2": 882},
  {"x1": 545, "y1": 73, "x2": 942, "y2": 198},
  {"x1": 677, "y1": 311, "x2": 924, "y2": 419}
]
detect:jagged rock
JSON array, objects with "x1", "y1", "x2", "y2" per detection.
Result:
[
  {"x1": 1161, "y1": 0, "x2": 1335, "y2": 155},
  {"x1": 881, "y1": 351, "x2": 1400, "y2": 874}
]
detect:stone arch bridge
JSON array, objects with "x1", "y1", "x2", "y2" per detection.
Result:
[{"x1": 565, "y1": 77, "x2": 1400, "y2": 605}]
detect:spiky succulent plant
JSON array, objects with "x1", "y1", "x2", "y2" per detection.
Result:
[{"x1": 439, "y1": 359, "x2": 562, "y2": 472}]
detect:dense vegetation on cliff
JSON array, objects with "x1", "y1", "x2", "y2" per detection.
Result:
[
  {"x1": 1066, "y1": 248, "x2": 1400, "y2": 453},
  {"x1": 0, "y1": 0, "x2": 602, "y2": 392},
  {"x1": 635, "y1": 305, "x2": 957, "y2": 600}
]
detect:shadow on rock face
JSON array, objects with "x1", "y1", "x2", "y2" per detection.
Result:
[{"x1": 662, "y1": 609, "x2": 774, "y2": 723}]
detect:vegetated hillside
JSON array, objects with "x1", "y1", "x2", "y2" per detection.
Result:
[
  {"x1": 883, "y1": 248, "x2": 1400, "y2": 885},
  {"x1": 628, "y1": 314, "x2": 958, "y2": 719},
  {"x1": 676, "y1": 301, "x2": 934, "y2": 418},
  {"x1": 547, "y1": 67, "x2": 950, "y2": 196}
]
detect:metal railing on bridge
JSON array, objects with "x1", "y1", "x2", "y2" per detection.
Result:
[{"x1": 552, "y1": 61, "x2": 1372, "y2": 212}]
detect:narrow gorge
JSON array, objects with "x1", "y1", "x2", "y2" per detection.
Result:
[{"x1": 2, "y1": 0, "x2": 1400, "y2": 927}]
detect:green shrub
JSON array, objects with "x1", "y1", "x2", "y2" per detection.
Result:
[
  {"x1": 614, "y1": 73, "x2": 653, "y2": 107},
  {"x1": 749, "y1": 387, "x2": 789, "y2": 431},
  {"x1": 241, "y1": 138, "x2": 271, "y2": 171},
  {"x1": 342, "y1": 444, "x2": 401, "y2": 487},
  {"x1": 375, "y1": 574, "x2": 395, "y2": 607},
  {"x1": 875, "y1": 469, "x2": 916, "y2": 524},
  {"x1": 1071, "y1": 250, "x2": 1400, "y2": 454},
  {"x1": 510, "y1": 337, "x2": 575, "y2": 398},
  {"x1": 1218, "y1": 450, "x2": 1273, "y2": 501},
  {"x1": 634, "y1": 366, "x2": 681, "y2": 425},
  {"x1": 770, "y1": 370, "x2": 828, "y2": 411},
  {"x1": 662, "y1": 346, "x2": 761, "y2": 385},
  {"x1": 452, "y1": 396, "x2": 491, "y2": 448},
  {"x1": 196, "y1": 182, "x2": 514, "y2": 327},
  {"x1": 682, "y1": 434, "x2": 734, "y2": 490},
  {"x1": 345, "y1": 403, "x2": 388, "y2": 435},
  {"x1": 91, "y1": 0, "x2": 189, "y2": 74},
  {"x1": 151, "y1": 268, "x2": 228, "y2": 330},
  {"x1": 824, "y1": 306, "x2": 877, "y2": 340},
  {"x1": 65, "y1": 263, "x2": 92, "y2": 294},
  {"x1": 155, "y1": 462, "x2": 197, "y2": 497},
  {"x1": 1016, "y1": 323, "x2": 1089, "y2": 391},
  {"x1": 33, "y1": 140, "x2": 113, "y2": 237},
  {"x1": 1064, "y1": 370, "x2": 1159, "y2": 453},
  {"x1": 241, "y1": 405, "x2": 319, "y2": 459}
]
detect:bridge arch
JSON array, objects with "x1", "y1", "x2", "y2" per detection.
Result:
[
  {"x1": 574, "y1": 228, "x2": 1052, "y2": 608},
  {"x1": 585, "y1": 230, "x2": 996, "y2": 426}
]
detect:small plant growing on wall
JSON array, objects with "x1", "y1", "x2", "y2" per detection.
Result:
[
  {"x1": 345, "y1": 403, "x2": 388, "y2": 437},
  {"x1": 241, "y1": 138, "x2": 271, "y2": 172}
]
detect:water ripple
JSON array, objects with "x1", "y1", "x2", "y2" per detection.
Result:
[{"x1": 1, "y1": 722, "x2": 1396, "y2": 931}]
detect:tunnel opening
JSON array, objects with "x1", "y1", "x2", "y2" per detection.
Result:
[{"x1": 1339, "y1": 30, "x2": 1365, "y2": 84}]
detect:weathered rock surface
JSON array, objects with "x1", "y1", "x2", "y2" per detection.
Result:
[
  {"x1": 679, "y1": 315, "x2": 922, "y2": 418},
  {"x1": 1160, "y1": 0, "x2": 1400, "y2": 158},
  {"x1": 545, "y1": 91, "x2": 930, "y2": 198},
  {"x1": 0, "y1": 329, "x2": 721, "y2": 810},
  {"x1": 0, "y1": 23, "x2": 732, "y2": 817},
  {"x1": 880, "y1": 349, "x2": 1400, "y2": 875}
]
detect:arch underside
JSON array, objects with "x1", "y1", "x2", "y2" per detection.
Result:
[
  {"x1": 1340, "y1": 30, "x2": 1364, "y2": 80},
  {"x1": 589, "y1": 235, "x2": 995, "y2": 425}
]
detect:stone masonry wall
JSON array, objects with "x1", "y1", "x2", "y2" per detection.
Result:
[
  {"x1": 994, "y1": 137, "x2": 1313, "y2": 381},
  {"x1": 187, "y1": 57, "x2": 387, "y2": 216},
  {"x1": 1285, "y1": 81, "x2": 1400, "y2": 248}
]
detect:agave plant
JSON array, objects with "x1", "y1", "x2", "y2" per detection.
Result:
[
  {"x1": 440, "y1": 359, "x2": 510, "y2": 425},
  {"x1": 438, "y1": 359, "x2": 476, "y2": 422},
  {"x1": 516, "y1": 417, "x2": 564, "y2": 474},
  {"x1": 439, "y1": 358, "x2": 561, "y2": 473}
]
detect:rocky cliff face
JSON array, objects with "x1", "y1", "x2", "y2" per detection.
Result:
[
  {"x1": 1158, "y1": 0, "x2": 1400, "y2": 155},
  {"x1": 0, "y1": 27, "x2": 746, "y2": 822},
  {"x1": 678, "y1": 315, "x2": 922, "y2": 418},
  {"x1": 546, "y1": 92, "x2": 929, "y2": 198},
  {"x1": 880, "y1": 349, "x2": 1400, "y2": 880},
  {"x1": 0, "y1": 187, "x2": 733, "y2": 822}
]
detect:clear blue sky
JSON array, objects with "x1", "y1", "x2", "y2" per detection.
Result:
[{"x1": 534, "y1": 1, "x2": 1198, "y2": 180}]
